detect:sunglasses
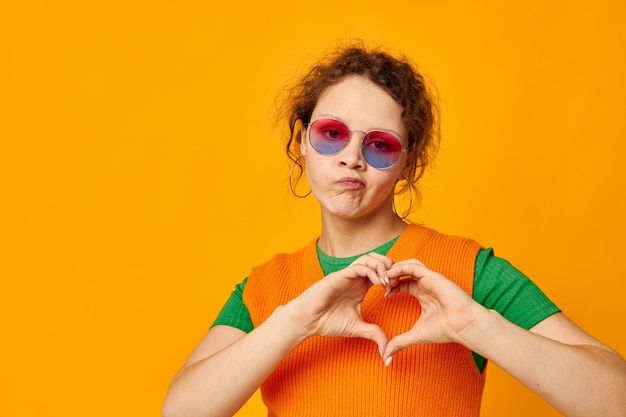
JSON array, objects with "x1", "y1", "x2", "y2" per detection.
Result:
[{"x1": 307, "y1": 118, "x2": 407, "y2": 169}]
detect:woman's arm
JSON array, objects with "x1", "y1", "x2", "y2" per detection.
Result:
[
  {"x1": 464, "y1": 310, "x2": 626, "y2": 416},
  {"x1": 161, "y1": 307, "x2": 311, "y2": 417},
  {"x1": 383, "y1": 259, "x2": 626, "y2": 417},
  {"x1": 162, "y1": 253, "x2": 392, "y2": 417}
]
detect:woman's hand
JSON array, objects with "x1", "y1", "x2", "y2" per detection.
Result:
[
  {"x1": 382, "y1": 258, "x2": 485, "y2": 363},
  {"x1": 286, "y1": 252, "x2": 393, "y2": 355}
]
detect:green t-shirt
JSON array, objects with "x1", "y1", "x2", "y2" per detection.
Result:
[{"x1": 212, "y1": 237, "x2": 561, "y2": 371}]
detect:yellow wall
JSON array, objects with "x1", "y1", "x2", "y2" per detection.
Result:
[{"x1": 1, "y1": 1, "x2": 625, "y2": 416}]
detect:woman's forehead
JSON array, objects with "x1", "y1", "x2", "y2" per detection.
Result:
[{"x1": 312, "y1": 76, "x2": 407, "y2": 138}]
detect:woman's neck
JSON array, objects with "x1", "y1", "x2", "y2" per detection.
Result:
[{"x1": 317, "y1": 211, "x2": 408, "y2": 258}]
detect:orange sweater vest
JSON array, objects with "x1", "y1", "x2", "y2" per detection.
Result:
[{"x1": 244, "y1": 225, "x2": 486, "y2": 416}]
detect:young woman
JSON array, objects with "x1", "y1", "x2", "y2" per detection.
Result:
[{"x1": 162, "y1": 43, "x2": 626, "y2": 417}]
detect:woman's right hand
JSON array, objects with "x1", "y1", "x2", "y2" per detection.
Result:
[
  {"x1": 163, "y1": 252, "x2": 394, "y2": 417},
  {"x1": 285, "y1": 252, "x2": 392, "y2": 355}
]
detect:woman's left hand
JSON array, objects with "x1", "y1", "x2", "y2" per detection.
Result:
[
  {"x1": 381, "y1": 259, "x2": 626, "y2": 416},
  {"x1": 381, "y1": 258, "x2": 485, "y2": 363}
]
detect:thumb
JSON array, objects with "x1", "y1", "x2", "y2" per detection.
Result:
[
  {"x1": 353, "y1": 322, "x2": 389, "y2": 359},
  {"x1": 382, "y1": 331, "x2": 418, "y2": 367}
]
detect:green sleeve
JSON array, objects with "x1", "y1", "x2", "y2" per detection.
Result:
[
  {"x1": 208, "y1": 248, "x2": 562, "y2": 372},
  {"x1": 471, "y1": 248, "x2": 562, "y2": 371},
  {"x1": 473, "y1": 248, "x2": 561, "y2": 327},
  {"x1": 210, "y1": 277, "x2": 254, "y2": 333}
]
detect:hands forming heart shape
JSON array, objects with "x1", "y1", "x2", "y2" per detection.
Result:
[{"x1": 290, "y1": 252, "x2": 481, "y2": 366}]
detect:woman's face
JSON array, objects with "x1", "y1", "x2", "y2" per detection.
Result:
[{"x1": 301, "y1": 75, "x2": 409, "y2": 220}]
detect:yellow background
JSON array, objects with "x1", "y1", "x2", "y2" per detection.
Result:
[{"x1": 1, "y1": 1, "x2": 625, "y2": 416}]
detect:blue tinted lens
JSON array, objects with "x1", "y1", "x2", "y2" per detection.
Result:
[
  {"x1": 362, "y1": 132, "x2": 404, "y2": 168},
  {"x1": 309, "y1": 119, "x2": 350, "y2": 155},
  {"x1": 309, "y1": 118, "x2": 404, "y2": 169}
]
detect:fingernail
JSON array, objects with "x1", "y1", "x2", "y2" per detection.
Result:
[{"x1": 385, "y1": 355, "x2": 394, "y2": 367}]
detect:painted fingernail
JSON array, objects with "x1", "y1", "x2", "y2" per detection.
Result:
[
  {"x1": 385, "y1": 355, "x2": 394, "y2": 367},
  {"x1": 379, "y1": 276, "x2": 391, "y2": 293}
]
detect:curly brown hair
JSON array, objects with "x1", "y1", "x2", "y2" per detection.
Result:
[{"x1": 276, "y1": 41, "x2": 440, "y2": 204}]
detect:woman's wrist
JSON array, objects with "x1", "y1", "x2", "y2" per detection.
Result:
[
  {"x1": 270, "y1": 302, "x2": 318, "y2": 344},
  {"x1": 450, "y1": 303, "x2": 499, "y2": 349}
]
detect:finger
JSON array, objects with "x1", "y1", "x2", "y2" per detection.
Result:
[
  {"x1": 382, "y1": 330, "x2": 422, "y2": 366},
  {"x1": 364, "y1": 252, "x2": 394, "y2": 276},
  {"x1": 384, "y1": 277, "x2": 419, "y2": 299},
  {"x1": 337, "y1": 264, "x2": 388, "y2": 291},
  {"x1": 352, "y1": 322, "x2": 389, "y2": 358},
  {"x1": 362, "y1": 253, "x2": 394, "y2": 292},
  {"x1": 378, "y1": 274, "x2": 392, "y2": 294},
  {"x1": 345, "y1": 261, "x2": 391, "y2": 288},
  {"x1": 339, "y1": 263, "x2": 377, "y2": 281},
  {"x1": 389, "y1": 258, "x2": 427, "y2": 270},
  {"x1": 351, "y1": 253, "x2": 393, "y2": 278},
  {"x1": 384, "y1": 260, "x2": 432, "y2": 281}
]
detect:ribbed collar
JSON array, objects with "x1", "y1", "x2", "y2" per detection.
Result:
[{"x1": 301, "y1": 224, "x2": 431, "y2": 290}]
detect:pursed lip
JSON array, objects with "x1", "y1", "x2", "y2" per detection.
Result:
[{"x1": 337, "y1": 177, "x2": 365, "y2": 189}]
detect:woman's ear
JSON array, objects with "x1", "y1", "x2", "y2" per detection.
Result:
[
  {"x1": 300, "y1": 128, "x2": 307, "y2": 157},
  {"x1": 398, "y1": 165, "x2": 410, "y2": 182},
  {"x1": 399, "y1": 154, "x2": 415, "y2": 181}
]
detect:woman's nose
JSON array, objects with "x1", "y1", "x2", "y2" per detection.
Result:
[{"x1": 338, "y1": 131, "x2": 366, "y2": 169}]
